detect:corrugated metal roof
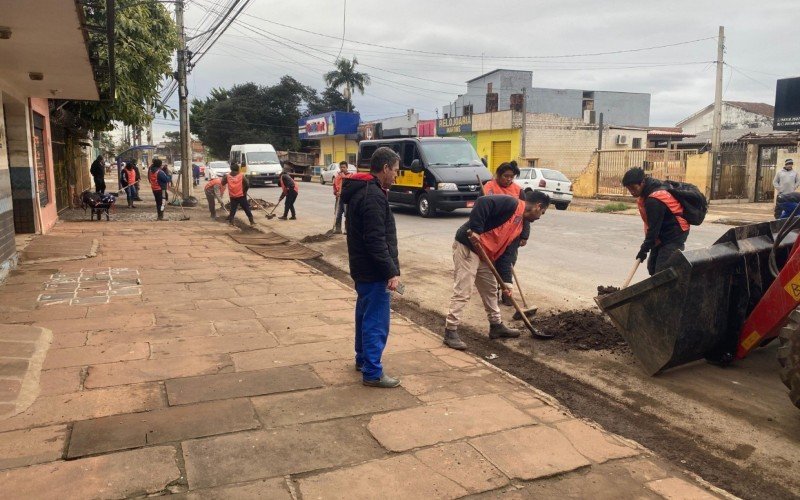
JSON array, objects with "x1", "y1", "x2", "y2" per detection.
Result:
[{"x1": 677, "y1": 126, "x2": 775, "y2": 145}]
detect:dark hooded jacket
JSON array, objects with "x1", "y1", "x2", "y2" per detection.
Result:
[
  {"x1": 639, "y1": 177, "x2": 688, "y2": 253},
  {"x1": 341, "y1": 173, "x2": 400, "y2": 283}
]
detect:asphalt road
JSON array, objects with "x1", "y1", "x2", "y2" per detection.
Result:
[{"x1": 249, "y1": 181, "x2": 800, "y2": 497}]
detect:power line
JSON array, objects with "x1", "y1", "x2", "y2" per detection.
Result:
[{"x1": 334, "y1": 0, "x2": 346, "y2": 61}]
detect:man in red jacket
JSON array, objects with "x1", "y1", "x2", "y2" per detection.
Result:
[{"x1": 332, "y1": 160, "x2": 352, "y2": 234}]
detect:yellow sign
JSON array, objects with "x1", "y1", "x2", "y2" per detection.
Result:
[
  {"x1": 741, "y1": 330, "x2": 762, "y2": 351},
  {"x1": 395, "y1": 170, "x2": 424, "y2": 188},
  {"x1": 783, "y1": 270, "x2": 800, "y2": 301}
]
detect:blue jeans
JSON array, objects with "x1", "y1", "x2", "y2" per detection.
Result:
[
  {"x1": 125, "y1": 184, "x2": 137, "y2": 203},
  {"x1": 354, "y1": 280, "x2": 391, "y2": 381}
]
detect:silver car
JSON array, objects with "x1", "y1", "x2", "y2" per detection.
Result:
[
  {"x1": 320, "y1": 163, "x2": 355, "y2": 184},
  {"x1": 206, "y1": 160, "x2": 231, "y2": 180}
]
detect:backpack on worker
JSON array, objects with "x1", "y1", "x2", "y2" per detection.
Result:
[{"x1": 665, "y1": 180, "x2": 708, "y2": 225}]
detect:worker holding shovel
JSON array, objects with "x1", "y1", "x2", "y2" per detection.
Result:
[
  {"x1": 332, "y1": 160, "x2": 352, "y2": 234},
  {"x1": 203, "y1": 176, "x2": 226, "y2": 219},
  {"x1": 277, "y1": 165, "x2": 298, "y2": 221},
  {"x1": 443, "y1": 191, "x2": 551, "y2": 350},
  {"x1": 222, "y1": 163, "x2": 256, "y2": 226}
]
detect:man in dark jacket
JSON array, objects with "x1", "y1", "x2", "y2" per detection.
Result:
[
  {"x1": 444, "y1": 191, "x2": 551, "y2": 350},
  {"x1": 90, "y1": 155, "x2": 105, "y2": 193},
  {"x1": 340, "y1": 146, "x2": 402, "y2": 388},
  {"x1": 622, "y1": 167, "x2": 690, "y2": 276}
]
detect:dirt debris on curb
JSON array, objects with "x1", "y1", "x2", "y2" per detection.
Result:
[
  {"x1": 597, "y1": 285, "x2": 621, "y2": 296},
  {"x1": 524, "y1": 309, "x2": 629, "y2": 353},
  {"x1": 300, "y1": 233, "x2": 335, "y2": 243}
]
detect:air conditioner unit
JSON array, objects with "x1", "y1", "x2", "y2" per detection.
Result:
[{"x1": 616, "y1": 134, "x2": 628, "y2": 145}]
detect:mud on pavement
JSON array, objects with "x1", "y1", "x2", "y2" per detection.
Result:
[
  {"x1": 307, "y1": 256, "x2": 797, "y2": 500},
  {"x1": 524, "y1": 309, "x2": 629, "y2": 354}
]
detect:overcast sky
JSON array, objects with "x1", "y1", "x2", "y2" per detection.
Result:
[{"x1": 152, "y1": 0, "x2": 798, "y2": 141}]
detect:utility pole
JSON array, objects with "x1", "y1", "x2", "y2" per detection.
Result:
[
  {"x1": 710, "y1": 26, "x2": 725, "y2": 185},
  {"x1": 176, "y1": 0, "x2": 191, "y2": 199},
  {"x1": 520, "y1": 87, "x2": 527, "y2": 161}
]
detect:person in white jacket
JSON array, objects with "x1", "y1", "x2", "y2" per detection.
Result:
[{"x1": 773, "y1": 159, "x2": 799, "y2": 218}]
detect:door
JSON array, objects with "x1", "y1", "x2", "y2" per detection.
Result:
[
  {"x1": 755, "y1": 146, "x2": 778, "y2": 202},
  {"x1": 491, "y1": 141, "x2": 511, "y2": 173},
  {"x1": 390, "y1": 141, "x2": 422, "y2": 205}
]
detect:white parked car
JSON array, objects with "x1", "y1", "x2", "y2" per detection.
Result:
[
  {"x1": 514, "y1": 167, "x2": 573, "y2": 210},
  {"x1": 319, "y1": 163, "x2": 356, "y2": 185},
  {"x1": 206, "y1": 160, "x2": 230, "y2": 179}
]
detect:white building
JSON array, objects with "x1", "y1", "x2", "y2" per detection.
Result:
[{"x1": 676, "y1": 101, "x2": 774, "y2": 135}]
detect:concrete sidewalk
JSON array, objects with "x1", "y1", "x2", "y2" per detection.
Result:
[{"x1": 0, "y1": 219, "x2": 729, "y2": 499}]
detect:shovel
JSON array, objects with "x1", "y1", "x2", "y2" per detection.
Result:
[
  {"x1": 510, "y1": 267, "x2": 538, "y2": 321},
  {"x1": 246, "y1": 193, "x2": 280, "y2": 219},
  {"x1": 623, "y1": 259, "x2": 642, "y2": 288},
  {"x1": 468, "y1": 230, "x2": 553, "y2": 341}
]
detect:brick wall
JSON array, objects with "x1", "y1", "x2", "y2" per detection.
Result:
[{"x1": 524, "y1": 113, "x2": 601, "y2": 178}]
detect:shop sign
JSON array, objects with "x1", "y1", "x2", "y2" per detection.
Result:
[
  {"x1": 437, "y1": 115, "x2": 472, "y2": 135},
  {"x1": 775, "y1": 77, "x2": 800, "y2": 131},
  {"x1": 305, "y1": 116, "x2": 332, "y2": 137}
]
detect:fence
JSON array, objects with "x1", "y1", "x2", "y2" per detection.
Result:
[
  {"x1": 596, "y1": 149, "x2": 692, "y2": 196},
  {"x1": 710, "y1": 144, "x2": 748, "y2": 200}
]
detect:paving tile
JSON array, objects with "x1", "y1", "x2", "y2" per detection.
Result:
[
  {"x1": 87, "y1": 322, "x2": 215, "y2": 345},
  {"x1": 401, "y1": 368, "x2": 519, "y2": 402},
  {"x1": 50, "y1": 331, "x2": 88, "y2": 349},
  {"x1": 38, "y1": 366, "x2": 83, "y2": 396},
  {"x1": 150, "y1": 332, "x2": 278, "y2": 358},
  {"x1": 555, "y1": 419, "x2": 640, "y2": 463},
  {"x1": 34, "y1": 314, "x2": 155, "y2": 333},
  {"x1": 620, "y1": 458, "x2": 671, "y2": 482},
  {"x1": 68, "y1": 398, "x2": 260, "y2": 458},
  {"x1": 0, "y1": 425, "x2": 68, "y2": 470},
  {"x1": 0, "y1": 383, "x2": 163, "y2": 432},
  {"x1": 166, "y1": 365, "x2": 324, "y2": 405},
  {"x1": 252, "y1": 384, "x2": 420, "y2": 427},
  {"x1": 43, "y1": 342, "x2": 150, "y2": 369},
  {"x1": 258, "y1": 315, "x2": 330, "y2": 332},
  {"x1": 232, "y1": 339, "x2": 353, "y2": 371},
  {"x1": 501, "y1": 390, "x2": 548, "y2": 410},
  {"x1": 84, "y1": 354, "x2": 234, "y2": 388},
  {"x1": 646, "y1": 477, "x2": 721, "y2": 499},
  {"x1": 183, "y1": 418, "x2": 386, "y2": 489},
  {"x1": 270, "y1": 324, "x2": 353, "y2": 345},
  {"x1": 0, "y1": 379, "x2": 22, "y2": 402},
  {"x1": 429, "y1": 347, "x2": 482, "y2": 369},
  {"x1": 0, "y1": 341, "x2": 36, "y2": 358},
  {"x1": 0, "y1": 325, "x2": 44, "y2": 342},
  {"x1": 384, "y1": 330, "x2": 443, "y2": 352},
  {"x1": 526, "y1": 403, "x2": 574, "y2": 424},
  {"x1": 414, "y1": 442, "x2": 508, "y2": 494},
  {"x1": 297, "y1": 453, "x2": 467, "y2": 500},
  {"x1": 0, "y1": 306, "x2": 89, "y2": 324},
  {"x1": 212, "y1": 319, "x2": 266, "y2": 335},
  {"x1": 0, "y1": 446, "x2": 180, "y2": 499},
  {"x1": 172, "y1": 477, "x2": 291, "y2": 499},
  {"x1": 367, "y1": 394, "x2": 534, "y2": 452},
  {"x1": 252, "y1": 299, "x2": 352, "y2": 318},
  {"x1": 309, "y1": 350, "x2": 452, "y2": 386},
  {"x1": 470, "y1": 426, "x2": 591, "y2": 480},
  {"x1": 0, "y1": 359, "x2": 29, "y2": 378},
  {"x1": 155, "y1": 308, "x2": 256, "y2": 326}
]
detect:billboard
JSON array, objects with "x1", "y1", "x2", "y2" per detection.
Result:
[
  {"x1": 774, "y1": 77, "x2": 800, "y2": 131},
  {"x1": 437, "y1": 115, "x2": 472, "y2": 135},
  {"x1": 297, "y1": 111, "x2": 360, "y2": 140}
]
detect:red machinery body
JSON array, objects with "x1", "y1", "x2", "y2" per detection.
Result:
[{"x1": 737, "y1": 236, "x2": 800, "y2": 359}]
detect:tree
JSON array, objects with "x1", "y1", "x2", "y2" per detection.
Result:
[
  {"x1": 190, "y1": 77, "x2": 316, "y2": 158},
  {"x1": 63, "y1": 1, "x2": 178, "y2": 133},
  {"x1": 306, "y1": 86, "x2": 353, "y2": 116},
  {"x1": 324, "y1": 57, "x2": 371, "y2": 112}
]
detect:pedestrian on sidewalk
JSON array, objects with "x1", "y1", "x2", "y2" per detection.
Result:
[
  {"x1": 482, "y1": 161, "x2": 526, "y2": 307},
  {"x1": 204, "y1": 176, "x2": 226, "y2": 219},
  {"x1": 333, "y1": 160, "x2": 352, "y2": 233},
  {"x1": 131, "y1": 160, "x2": 143, "y2": 201},
  {"x1": 120, "y1": 162, "x2": 138, "y2": 208},
  {"x1": 160, "y1": 162, "x2": 172, "y2": 204},
  {"x1": 192, "y1": 163, "x2": 201, "y2": 187},
  {"x1": 443, "y1": 191, "x2": 549, "y2": 350},
  {"x1": 90, "y1": 155, "x2": 106, "y2": 194},
  {"x1": 222, "y1": 163, "x2": 255, "y2": 226},
  {"x1": 277, "y1": 166, "x2": 298, "y2": 220},
  {"x1": 148, "y1": 159, "x2": 170, "y2": 220},
  {"x1": 341, "y1": 146, "x2": 402, "y2": 388},
  {"x1": 773, "y1": 159, "x2": 800, "y2": 218},
  {"x1": 623, "y1": 167, "x2": 690, "y2": 276}
]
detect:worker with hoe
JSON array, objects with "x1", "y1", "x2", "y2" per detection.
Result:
[
  {"x1": 277, "y1": 165, "x2": 299, "y2": 220},
  {"x1": 333, "y1": 160, "x2": 352, "y2": 234},
  {"x1": 340, "y1": 146, "x2": 402, "y2": 388},
  {"x1": 222, "y1": 163, "x2": 256, "y2": 226},
  {"x1": 482, "y1": 160, "x2": 526, "y2": 307},
  {"x1": 622, "y1": 167, "x2": 690, "y2": 276},
  {"x1": 443, "y1": 190, "x2": 550, "y2": 350},
  {"x1": 203, "y1": 174, "x2": 226, "y2": 219},
  {"x1": 773, "y1": 159, "x2": 800, "y2": 219}
]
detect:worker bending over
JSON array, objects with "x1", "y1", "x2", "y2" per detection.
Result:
[
  {"x1": 222, "y1": 163, "x2": 255, "y2": 226},
  {"x1": 483, "y1": 161, "x2": 526, "y2": 306},
  {"x1": 204, "y1": 176, "x2": 226, "y2": 219},
  {"x1": 622, "y1": 167, "x2": 689, "y2": 275},
  {"x1": 444, "y1": 191, "x2": 550, "y2": 350}
]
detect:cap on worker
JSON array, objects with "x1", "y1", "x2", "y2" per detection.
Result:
[
  {"x1": 786, "y1": 159, "x2": 795, "y2": 166},
  {"x1": 622, "y1": 167, "x2": 645, "y2": 186}
]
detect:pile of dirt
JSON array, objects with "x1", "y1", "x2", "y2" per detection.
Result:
[
  {"x1": 597, "y1": 285, "x2": 620, "y2": 296},
  {"x1": 224, "y1": 198, "x2": 273, "y2": 211},
  {"x1": 300, "y1": 233, "x2": 334, "y2": 243},
  {"x1": 535, "y1": 309, "x2": 628, "y2": 353}
]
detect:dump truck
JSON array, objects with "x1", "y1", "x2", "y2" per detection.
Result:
[{"x1": 596, "y1": 217, "x2": 800, "y2": 410}]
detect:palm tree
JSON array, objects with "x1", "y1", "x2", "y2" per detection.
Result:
[{"x1": 324, "y1": 57, "x2": 371, "y2": 112}]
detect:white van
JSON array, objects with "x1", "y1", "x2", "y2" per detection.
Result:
[{"x1": 229, "y1": 144, "x2": 282, "y2": 186}]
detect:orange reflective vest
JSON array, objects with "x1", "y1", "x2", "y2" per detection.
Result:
[
  {"x1": 637, "y1": 190, "x2": 690, "y2": 239},
  {"x1": 125, "y1": 168, "x2": 136, "y2": 186},
  {"x1": 484, "y1": 179, "x2": 521, "y2": 198},
  {"x1": 333, "y1": 172, "x2": 351, "y2": 195},
  {"x1": 280, "y1": 174, "x2": 298, "y2": 195},
  {"x1": 148, "y1": 169, "x2": 160, "y2": 191},
  {"x1": 226, "y1": 173, "x2": 244, "y2": 198},
  {"x1": 204, "y1": 177, "x2": 226, "y2": 195},
  {"x1": 479, "y1": 200, "x2": 526, "y2": 261}
]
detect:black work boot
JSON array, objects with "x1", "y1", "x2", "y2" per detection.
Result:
[
  {"x1": 363, "y1": 373, "x2": 401, "y2": 388},
  {"x1": 443, "y1": 329, "x2": 467, "y2": 350},
  {"x1": 501, "y1": 294, "x2": 514, "y2": 307},
  {"x1": 333, "y1": 223, "x2": 342, "y2": 234},
  {"x1": 489, "y1": 322, "x2": 520, "y2": 340},
  {"x1": 249, "y1": 218, "x2": 256, "y2": 226}
]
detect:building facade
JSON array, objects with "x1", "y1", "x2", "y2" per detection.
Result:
[
  {"x1": 676, "y1": 101, "x2": 774, "y2": 135},
  {"x1": 298, "y1": 111, "x2": 360, "y2": 166},
  {"x1": 441, "y1": 69, "x2": 651, "y2": 127}
]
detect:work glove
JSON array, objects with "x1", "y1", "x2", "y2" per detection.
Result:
[{"x1": 636, "y1": 249, "x2": 648, "y2": 262}]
